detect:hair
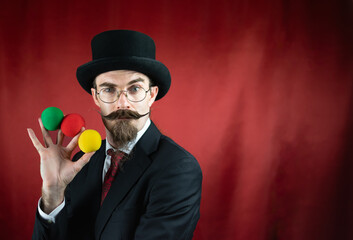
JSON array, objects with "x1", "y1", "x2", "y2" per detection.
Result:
[
  {"x1": 92, "y1": 78, "x2": 97, "y2": 89},
  {"x1": 148, "y1": 78, "x2": 155, "y2": 87}
]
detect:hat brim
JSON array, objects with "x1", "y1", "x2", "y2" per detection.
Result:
[{"x1": 76, "y1": 56, "x2": 171, "y2": 101}]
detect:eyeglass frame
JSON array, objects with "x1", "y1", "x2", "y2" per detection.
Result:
[{"x1": 94, "y1": 86, "x2": 152, "y2": 103}]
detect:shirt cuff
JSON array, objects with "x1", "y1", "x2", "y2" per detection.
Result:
[{"x1": 37, "y1": 198, "x2": 65, "y2": 224}]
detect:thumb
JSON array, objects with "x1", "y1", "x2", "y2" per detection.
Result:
[{"x1": 73, "y1": 152, "x2": 95, "y2": 174}]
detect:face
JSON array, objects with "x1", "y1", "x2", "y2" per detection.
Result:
[{"x1": 91, "y1": 70, "x2": 159, "y2": 148}]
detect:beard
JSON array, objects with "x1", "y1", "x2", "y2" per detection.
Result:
[{"x1": 101, "y1": 109, "x2": 144, "y2": 149}]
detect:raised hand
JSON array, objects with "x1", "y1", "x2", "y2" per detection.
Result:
[{"x1": 28, "y1": 118, "x2": 95, "y2": 213}]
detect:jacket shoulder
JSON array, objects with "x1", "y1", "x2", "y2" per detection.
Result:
[{"x1": 152, "y1": 135, "x2": 200, "y2": 170}]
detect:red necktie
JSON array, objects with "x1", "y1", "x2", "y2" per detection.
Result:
[{"x1": 101, "y1": 149, "x2": 125, "y2": 205}]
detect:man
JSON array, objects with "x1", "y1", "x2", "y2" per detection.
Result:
[{"x1": 28, "y1": 30, "x2": 202, "y2": 239}]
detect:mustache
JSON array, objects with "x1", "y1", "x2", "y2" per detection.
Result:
[{"x1": 101, "y1": 109, "x2": 149, "y2": 120}]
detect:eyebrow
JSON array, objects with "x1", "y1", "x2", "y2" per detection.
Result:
[
  {"x1": 98, "y1": 82, "x2": 117, "y2": 88},
  {"x1": 98, "y1": 78, "x2": 145, "y2": 88},
  {"x1": 128, "y1": 78, "x2": 145, "y2": 85}
]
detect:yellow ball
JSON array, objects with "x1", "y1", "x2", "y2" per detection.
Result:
[{"x1": 78, "y1": 129, "x2": 102, "y2": 153}]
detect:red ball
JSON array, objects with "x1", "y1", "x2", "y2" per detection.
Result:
[{"x1": 60, "y1": 113, "x2": 85, "y2": 137}]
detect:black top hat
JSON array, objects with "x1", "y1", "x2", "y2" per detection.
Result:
[{"x1": 76, "y1": 30, "x2": 171, "y2": 100}]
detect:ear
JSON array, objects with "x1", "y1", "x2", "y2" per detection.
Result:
[
  {"x1": 148, "y1": 86, "x2": 159, "y2": 107},
  {"x1": 91, "y1": 88, "x2": 100, "y2": 107}
]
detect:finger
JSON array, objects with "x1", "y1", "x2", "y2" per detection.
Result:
[
  {"x1": 66, "y1": 132, "x2": 80, "y2": 152},
  {"x1": 27, "y1": 128, "x2": 44, "y2": 151},
  {"x1": 72, "y1": 152, "x2": 95, "y2": 174},
  {"x1": 57, "y1": 129, "x2": 64, "y2": 146},
  {"x1": 66, "y1": 127, "x2": 85, "y2": 152},
  {"x1": 38, "y1": 118, "x2": 53, "y2": 147},
  {"x1": 80, "y1": 126, "x2": 86, "y2": 133}
]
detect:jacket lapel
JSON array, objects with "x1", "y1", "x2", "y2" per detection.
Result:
[
  {"x1": 83, "y1": 140, "x2": 106, "y2": 212},
  {"x1": 94, "y1": 122, "x2": 161, "y2": 239}
]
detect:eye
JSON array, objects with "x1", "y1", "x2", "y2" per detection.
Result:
[
  {"x1": 102, "y1": 87, "x2": 114, "y2": 93},
  {"x1": 128, "y1": 85, "x2": 141, "y2": 94}
]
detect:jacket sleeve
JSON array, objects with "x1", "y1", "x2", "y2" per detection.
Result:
[
  {"x1": 32, "y1": 203, "x2": 70, "y2": 240},
  {"x1": 134, "y1": 156, "x2": 202, "y2": 240}
]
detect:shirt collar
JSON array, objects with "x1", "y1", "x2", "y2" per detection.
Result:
[{"x1": 105, "y1": 118, "x2": 151, "y2": 155}]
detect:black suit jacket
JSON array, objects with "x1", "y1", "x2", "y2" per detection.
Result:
[{"x1": 32, "y1": 122, "x2": 202, "y2": 240}]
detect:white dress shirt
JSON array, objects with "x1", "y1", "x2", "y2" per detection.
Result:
[{"x1": 38, "y1": 118, "x2": 151, "y2": 223}]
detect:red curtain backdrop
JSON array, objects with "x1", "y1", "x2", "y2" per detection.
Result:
[{"x1": 1, "y1": 0, "x2": 352, "y2": 239}]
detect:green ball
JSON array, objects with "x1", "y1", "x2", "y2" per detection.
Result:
[{"x1": 41, "y1": 107, "x2": 64, "y2": 131}]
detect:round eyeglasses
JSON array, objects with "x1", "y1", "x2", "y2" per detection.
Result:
[{"x1": 96, "y1": 86, "x2": 151, "y2": 103}]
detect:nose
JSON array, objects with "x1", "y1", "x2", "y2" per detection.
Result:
[{"x1": 116, "y1": 91, "x2": 130, "y2": 109}]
